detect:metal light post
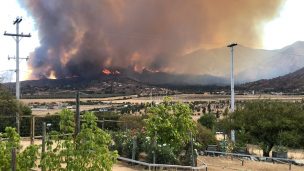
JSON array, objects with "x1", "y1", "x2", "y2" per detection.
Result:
[
  {"x1": 227, "y1": 43, "x2": 237, "y2": 112},
  {"x1": 227, "y1": 43, "x2": 237, "y2": 143}
]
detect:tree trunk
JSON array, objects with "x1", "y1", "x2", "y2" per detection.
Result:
[
  {"x1": 262, "y1": 144, "x2": 274, "y2": 157},
  {"x1": 263, "y1": 150, "x2": 270, "y2": 157}
]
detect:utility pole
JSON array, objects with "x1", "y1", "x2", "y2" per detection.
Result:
[
  {"x1": 227, "y1": 43, "x2": 237, "y2": 143},
  {"x1": 4, "y1": 17, "x2": 31, "y2": 134}
]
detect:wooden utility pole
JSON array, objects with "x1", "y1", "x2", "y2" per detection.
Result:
[{"x1": 4, "y1": 17, "x2": 31, "y2": 134}]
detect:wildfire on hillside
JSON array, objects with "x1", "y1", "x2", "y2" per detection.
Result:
[
  {"x1": 48, "y1": 71, "x2": 57, "y2": 79},
  {"x1": 102, "y1": 69, "x2": 120, "y2": 75},
  {"x1": 22, "y1": 0, "x2": 285, "y2": 80}
]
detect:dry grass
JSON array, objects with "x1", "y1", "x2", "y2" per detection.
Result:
[
  {"x1": 199, "y1": 156, "x2": 304, "y2": 171},
  {"x1": 21, "y1": 94, "x2": 304, "y2": 106}
]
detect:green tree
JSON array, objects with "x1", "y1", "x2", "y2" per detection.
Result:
[
  {"x1": 40, "y1": 110, "x2": 118, "y2": 170},
  {"x1": 0, "y1": 85, "x2": 17, "y2": 115},
  {"x1": 198, "y1": 113, "x2": 216, "y2": 130},
  {"x1": 0, "y1": 85, "x2": 33, "y2": 135},
  {"x1": 0, "y1": 127, "x2": 39, "y2": 171},
  {"x1": 145, "y1": 98, "x2": 196, "y2": 163},
  {"x1": 223, "y1": 100, "x2": 304, "y2": 157}
]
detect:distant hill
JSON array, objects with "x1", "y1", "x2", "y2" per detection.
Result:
[
  {"x1": 240, "y1": 66, "x2": 304, "y2": 93},
  {"x1": 179, "y1": 41, "x2": 304, "y2": 83},
  {"x1": 2, "y1": 68, "x2": 231, "y2": 98},
  {"x1": 125, "y1": 69, "x2": 229, "y2": 86}
]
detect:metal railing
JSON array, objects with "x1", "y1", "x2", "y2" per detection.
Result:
[{"x1": 118, "y1": 156, "x2": 208, "y2": 171}]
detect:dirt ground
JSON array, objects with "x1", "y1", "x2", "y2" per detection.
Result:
[
  {"x1": 21, "y1": 94, "x2": 304, "y2": 105},
  {"x1": 113, "y1": 156, "x2": 304, "y2": 171},
  {"x1": 198, "y1": 156, "x2": 304, "y2": 171},
  {"x1": 21, "y1": 94, "x2": 304, "y2": 116}
]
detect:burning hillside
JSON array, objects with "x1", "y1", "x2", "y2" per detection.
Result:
[{"x1": 18, "y1": 0, "x2": 285, "y2": 80}]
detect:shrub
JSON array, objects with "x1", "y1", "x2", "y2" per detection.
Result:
[
  {"x1": 195, "y1": 124, "x2": 217, "y2": 150},
  {"x1": 198, "y1": 113, "x2": 216, "y2": 130}
]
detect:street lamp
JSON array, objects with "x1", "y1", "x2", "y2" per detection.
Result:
[
  {"x1": 227, "y1": 43, "x2": 237, "y2": 112},
  {"x1": 227, "y1": 43, "x2": 237, "y2": 143}
]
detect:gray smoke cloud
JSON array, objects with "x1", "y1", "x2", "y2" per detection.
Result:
[{"x1": 18, "y1": 0, "x2": 285, "y2": 79}]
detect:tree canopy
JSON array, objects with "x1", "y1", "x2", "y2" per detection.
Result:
[
  {"x1": 145, "y1": 99, "x2": 196, "y2": 151},
  {"x1": 0, "y1": 85, "x2": 31, "y2": 116},
  {"x1": 0, "y1": 85, "x2": 18, "y2": 115},
  {"x1": 221, "y1": 100, "x2": 304, "y2": 156},
  {"x1": 198, "y1": 113, "x2": 217, "y2": 130}
]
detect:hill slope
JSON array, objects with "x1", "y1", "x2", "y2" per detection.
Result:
[{"x1": 241, "y1": 67, "x2": 304, "y2": 92}]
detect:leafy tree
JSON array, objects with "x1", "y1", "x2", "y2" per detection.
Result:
[
  {"x1": 40, "y1": 110, "x2": 118, "y2": 170},
  {"x1": 222, "y1": 100, "x2": 304, "y2": 156},
  {"x1": 198, "y1": 113, "x2": 216, "y2": 130},
  {"x1": 0, "y1": 85, "x2": 33, "y2": 135},
  {"x1": 0, "y1": 85, "x2": 17, "y2": 115},
  {"x1": 0, "y1": 127, "x2": 39, "y2": 170},
  {"x1": 145, "y1": 98, "x2": 196, "y2": 163}
]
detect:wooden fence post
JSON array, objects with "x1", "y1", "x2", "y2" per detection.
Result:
[
  {"x1": 30, "y1": 116, "x2": 35, "y2": 145},
  {"x1": 41, "y1": 122, "x2": 46, "y2": 171},
  {"x1": 11, "y1": 148, "x2": 16, "y2": 171}
]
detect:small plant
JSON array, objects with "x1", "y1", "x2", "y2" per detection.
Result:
[
  {"x1": 273, "y1": 145, "x2": 288, "y2": 153},
  {"x1": 0, "y1": 127, "x2": 39, "y2": 171},
  {"x1": 40, "y1": 109, "x2": 118, "y2": 170}
]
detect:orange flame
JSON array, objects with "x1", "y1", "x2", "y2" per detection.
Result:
[
  {"x1": 102, "y1": 68, "x2": 120, "y2": 75},
  {"x1": 48, "y1": 71, "x2": 57, "y2": 79},
  {"x1": 102, "y1": 69, "x2": 111, "y2": 75}
]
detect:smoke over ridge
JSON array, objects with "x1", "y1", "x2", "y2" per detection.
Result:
[{"x1": 19, "y1": 0, "x2": 285, "y2": 79}]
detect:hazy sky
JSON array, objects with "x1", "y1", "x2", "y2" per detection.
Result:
[{"x1": 1, "y1": 0, "x2": 304, "y2": 81}]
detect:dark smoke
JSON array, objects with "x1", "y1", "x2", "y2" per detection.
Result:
[{"x1": 18, "y1": 0, "x2": 285, "y2": 79}]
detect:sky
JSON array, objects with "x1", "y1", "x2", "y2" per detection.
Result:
[
  {"x1": 1, "y1": 0, "x2": 304, "y2": 82},
  {"x1": 0, "y1": 0, "x2": 39, "y2": 82}
]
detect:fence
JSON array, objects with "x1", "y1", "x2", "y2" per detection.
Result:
[
  {"x1": 0, "y1": 115, "x2": 132, "y2": 145},
  {"x1": 118, "y1": 156, "x2": 208, "y2": 171}
]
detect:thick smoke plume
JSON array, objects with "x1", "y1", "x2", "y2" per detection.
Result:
[{"x1": 19, "y1": 0, "x2": 285, "y2": 79}]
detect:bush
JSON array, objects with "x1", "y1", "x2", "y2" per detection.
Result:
[
  {"x1": 0, "y1": 127, "x2": 39, "y2": 170},
  {"x1": 198, "y1": 113, "x2": 216, "y2": 130},
  {"x1": 195, "y1": 124, "x2": 217, "y2": 150},
  {"x1": 39, "y1": 110, "x2": 118, "y2": 170}
]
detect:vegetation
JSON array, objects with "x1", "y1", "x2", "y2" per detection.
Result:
[
  {"x1": 0, "y1": 127, "x2": 39, "y2": 170},
  {"x1": 41, "y1": 109, "x2": 118, "y2": 170},
  {"x1": 195, "y1": 123, "x2": 217, "y2": 150},
  {"x1": 108, "y1": 98, "x2": 218, "y2": 165},
  {"x1": 144, "y1": 98, "x2": 197, "y2": 164},
  {"x1": 0, "y1": 109, "x2": 118, "y2": 170},
  {"x1": 198, "y1": 113, "x2": 217, "y2": 130},
  {"x1": 221, "y1": 100, "x2": 304, "y2": 156},
  {"x1": 0, "y1": 85, "x2": 33, "y2": 135},
  {"x1": 118, "y1": 115, "x2": 147, "y2": 130}
]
